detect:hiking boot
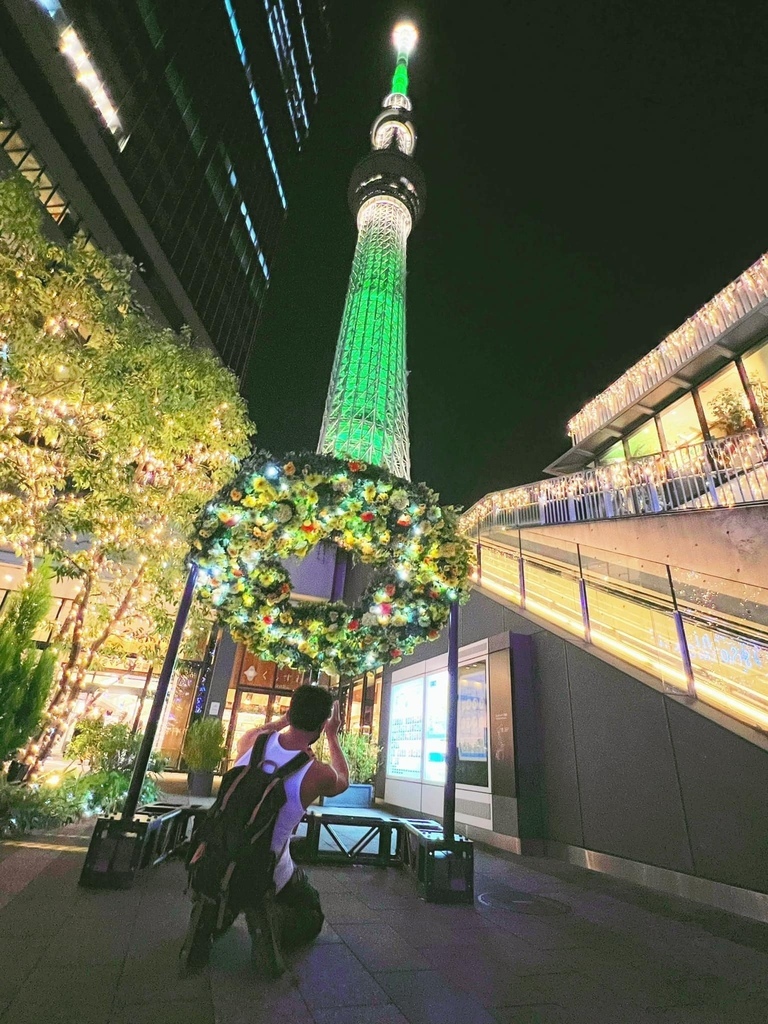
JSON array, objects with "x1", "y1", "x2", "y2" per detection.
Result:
[
  {"x1": 179, "y1": 895, "x2": 217, "y2": 976},
  {"x1": 246, "y1": 897, "x2": 287, "y2": 979}
]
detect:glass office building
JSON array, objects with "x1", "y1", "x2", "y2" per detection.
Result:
[{"x1": 0, "y1": 0, "x2": 327, "y2": 378}]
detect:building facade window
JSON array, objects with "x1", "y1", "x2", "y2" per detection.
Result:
[
  {"x1": 742, "y1": 340, "x2": 768, "y2": 424},
  {"x1": 598, "y1": 439, "x2": 626, "y2": 464},
  {"x1": 626, "y1": 419, "x2": 662, "y2": 458},
  {"x1": 657, "y1": 393, "x2": 703, "y2": 451},
  {"x1": 220, "y1": 647, "x2": 310, "y2": 766},
  {"x1": 698, "y1": 363, "x2": 755, "y2": 438}
]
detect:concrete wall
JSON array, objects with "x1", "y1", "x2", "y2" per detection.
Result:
[
  {"x1": 526, "y1": 505, "x2": 768, "y2": 587},
  {"x1": 381, "y1": 587, "x2": 768, "y2": 897}
]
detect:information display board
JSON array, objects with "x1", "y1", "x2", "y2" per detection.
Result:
[
  {"x1": 386, "y1": 677, "x2": 424, "y2": 780},
  {"x1": 456, "y1": 661, "x2": 489, "y2": 787},
  {"x1": 423, "y1": 672, "x2": 448, "y2": 783}
]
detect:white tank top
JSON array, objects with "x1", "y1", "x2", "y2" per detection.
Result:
[{"x1": 234, "y1": 731, "x2": 314, "y2": 892}]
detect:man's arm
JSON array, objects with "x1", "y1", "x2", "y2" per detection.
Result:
[
  {"x1": 235, "y1": 714, "x2": 289, "y2": 760},
  {"x1": 316, "y1": 701, "x2": 350, "y2": 798}
]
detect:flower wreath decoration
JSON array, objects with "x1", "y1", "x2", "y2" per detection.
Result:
[{"x1": 192, "y1": 451, "x2": 473, "y2": 676}]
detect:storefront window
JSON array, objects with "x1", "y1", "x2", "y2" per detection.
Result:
[
  {"x1": 658, "y1": 393, "x2": 703, "y2": 451},
  {"x1": 742, "y1": 341, "x2": 768, "y2": 424},
  {"x1": 599, "y1": 439, "x2": 625, "y2": 464},
  {"x1": 362, "y1": 671, "x2": 381, "y2": 739},
  {"x1": 626, "y1": 420, "x2": 661, "y2": 459},
  {"x1": 698, "y1": 363, "x2": 754, "y2": 438}
]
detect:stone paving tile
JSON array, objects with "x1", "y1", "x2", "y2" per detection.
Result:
[
  {"x1": 375, "y1": 968, "x2": 497, "y2": 1024},
  {"x1": 293, "y1": 942, "x2": 392, "y2": 1010},
  {"x1": 645, "y1": 1003, "x2": 768, "y2": 1024},
  {"x1": 333, "y1": 922, "x2": 431, "y2": 972},
  {"x1": 580, "y1": 962, "x2": 753, "y2": 1011},
  {"x1": 319, "y1": 891, "x2": 384, "y2": 924},
  {"x1": 490, "y1": 1007, "x2": 577, "y2": 1024},
  {"x1": 109, "y1": 996, "x2": 214, "y2": 1024},
  {"x1": 312, "y1": 1006, "x2": 411, "y2": 1024},
  {"x1": 0, "y1": 962, "x2": 122, "y2": 1024}
]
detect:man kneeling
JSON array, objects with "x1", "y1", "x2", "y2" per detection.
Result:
[{"x1": 234, "y1": 685, "x2": 349, "y2": 976}]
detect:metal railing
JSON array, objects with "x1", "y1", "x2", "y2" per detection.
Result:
[
  {"x1": 474, "y1": 532, "x2": 768, "y2": 734},
  {"x1": 461, "y1": 429, "x2": 768, "y2": 535}
]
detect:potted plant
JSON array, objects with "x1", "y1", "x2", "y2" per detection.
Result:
[
  {"x1": 321, "y1": 730, "x2": 381, "y2": 808},
  {"x1": 182, "y1": 717, "x2": 227, "y2": 798}
]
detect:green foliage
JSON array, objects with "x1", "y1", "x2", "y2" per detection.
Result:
[
  {"x1": 182, "y1": 717, "x2": 226, "y2": 772},
  {"x1": 0, "y1": 569, "x2": 56, "y2": 761},
  {"x1": 337, "y1": 730, "x2": 381, "y2": 785},
  {"x1": 74, "y1": 769, "x2": 160, "y2": 816},
  {"x1": 0, "y1": 777, "x2": 82, "y2": 837},
  {"x1": 0, "y1": 173, "x2": 254, "y2": 729},
  {"x1": 316, "y1": 730, "x2": 381, "y2": 785},
  {"x1": 708, "y1": 387, "x2": 754, "y2": 436},
  {"x1": 65, "y1": 719, "x2": 167, "y2": 773}
]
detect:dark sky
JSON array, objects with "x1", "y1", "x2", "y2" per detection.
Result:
[{"x1": 244, "y1": 0, "x2": 768, "y2": 510}]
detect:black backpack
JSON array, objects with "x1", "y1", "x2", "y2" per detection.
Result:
[{"x1": 186, "y1": 732, "x2": 311, "y2": 928}]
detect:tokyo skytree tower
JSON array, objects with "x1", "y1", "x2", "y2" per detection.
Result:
[{"x1": 317, "y1": 22, "x2": 425, "y2": 480}]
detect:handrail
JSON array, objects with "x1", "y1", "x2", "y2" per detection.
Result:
[
  {"x1": 461, "y1": 428, "x2": 768, "y2": 535},
  {"x1": 473, "y1": 532, "x2": 768, "y2": 735}
]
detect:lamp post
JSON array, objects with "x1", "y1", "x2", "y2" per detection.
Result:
[
  {"x1": 442, "y1": 600, "x2": 459, "y2": 841},
  {"x1": 121, "y1": 563, "x2": 198, "y2": 821}
]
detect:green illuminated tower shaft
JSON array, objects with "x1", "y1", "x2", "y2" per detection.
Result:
[{"x1": 317, "y1": 24, "x2": 425, "y2": 480}]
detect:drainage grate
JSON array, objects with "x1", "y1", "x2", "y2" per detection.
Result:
[{"x1": 478, "y1": 889, "x2": 571, "y2": 916}]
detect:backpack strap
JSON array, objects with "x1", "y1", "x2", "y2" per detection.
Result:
[
  {"x1": 247, "y1": 730, "x2": 271, "y2": 766},
  {"x1": 272, "y1": 749, "x2": 312, "y2": 780}
]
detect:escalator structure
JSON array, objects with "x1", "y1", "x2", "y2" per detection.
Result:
[{"x1": 472, "y1": 527, "x2": 768, "y2": 736}]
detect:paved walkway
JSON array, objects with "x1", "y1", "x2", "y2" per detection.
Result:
[{"x1": 1, "y1": 822, "x2": 768, "y2": 1024}]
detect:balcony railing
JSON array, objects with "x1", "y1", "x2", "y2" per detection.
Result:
[
  {"x1": 474, "y1": 533, "x2": 768, "y2": 735},
  {"x1": 566, "y1": 252, "x2": 768, "y2": 445},
  {"x1": 461, "y1": 429, "x2": 768, "y2": 536}
]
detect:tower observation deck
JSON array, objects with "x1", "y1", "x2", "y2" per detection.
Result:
[{"x1": 317, "y1": 22, "x2": 425, "y2": 479}]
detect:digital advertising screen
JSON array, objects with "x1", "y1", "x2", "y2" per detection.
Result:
[
  {"x1": 456, "y1": 661, "x2": 489, "y2": 787},
  {"x1": 423, "y1": 671, "x2": 448, "y2": 783},
  {"x1": 386, "y1": 676, "x2": 424, "y2": 780}
]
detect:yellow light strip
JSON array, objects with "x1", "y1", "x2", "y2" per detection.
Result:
[{"x1": 59, "y1": 27, "x2": 126, "y2": 146}]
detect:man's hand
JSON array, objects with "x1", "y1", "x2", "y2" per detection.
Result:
[{"x1": 324, "y1": 700, "x2": 341, "y2": 737}]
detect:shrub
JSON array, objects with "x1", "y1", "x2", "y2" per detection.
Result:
[
  {"x1": 182, "y1": 717, "x2": 226, "y2": 772},
  {"x1": 0, "y1": 569, "x2": 56, "y2": 762},
  {"x1": 65, "y1": 720, "x2": 167, "y2": 773},
  {"x1": 316, "y1": 730, "x2": 381, "y2": 785},
  {"x1": 0, "y1": 777, "x2": 83, "y2": 837}
]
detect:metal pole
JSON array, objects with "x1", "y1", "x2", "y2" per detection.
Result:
[
  {"x1": 130, "y1": 663, "x2": 154, "y2": 737},
  {"x1": 121, "y1": 564, "x2": 198, "y2": 821},
  {"x1": 443, "y1": 601, "x2": 459, "y2": 841}
]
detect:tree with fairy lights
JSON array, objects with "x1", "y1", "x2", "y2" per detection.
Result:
[{"x1": 0, "y1": 176, "x2": 253, "y2": 769}]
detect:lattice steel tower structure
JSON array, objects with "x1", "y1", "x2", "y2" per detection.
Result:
[{"x1": 317, "y1": 22, "x2": 425, "y2": 479}]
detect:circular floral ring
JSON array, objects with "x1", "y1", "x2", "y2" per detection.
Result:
[{"x1": 192, "y1": 451, "x2": 472, "y2": 676}]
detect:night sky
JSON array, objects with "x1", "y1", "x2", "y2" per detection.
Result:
[{"x1": 244, "y1": 0, "x2": 768, "y2": 510}]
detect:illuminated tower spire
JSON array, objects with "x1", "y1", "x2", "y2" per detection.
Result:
[{"x1": 317, "y1": 21, "x2": 425, "y2": 479}]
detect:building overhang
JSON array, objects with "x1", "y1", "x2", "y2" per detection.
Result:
[{"x1": 545, "y1": 298, "x2": 768, "y2": 476}]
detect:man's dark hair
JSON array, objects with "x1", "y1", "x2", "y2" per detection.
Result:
[{"x1": 288, "y1": 684, "x2": 333, "y2": 733}]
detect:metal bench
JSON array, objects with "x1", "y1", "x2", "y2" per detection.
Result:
[
  {"x1": 294, "y1": 807, "x2": 404, "y2": 867},
  {"x1": 78, "y1": 802, "x2": 206, "y2": 889}
]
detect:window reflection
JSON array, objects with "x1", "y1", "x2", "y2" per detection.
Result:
[
  {"x1": 626, "y1": 420, "x2": 661, "y2": 458},
  {"x1": 698, "y1": 363, "x2": 754, "y2": 438},
  {"x1": 658, "y1": 394, "x2": 703, "y2": 450},
  {"x1": 742, "y1": 341, "x2": 768, "y2": 424}
]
